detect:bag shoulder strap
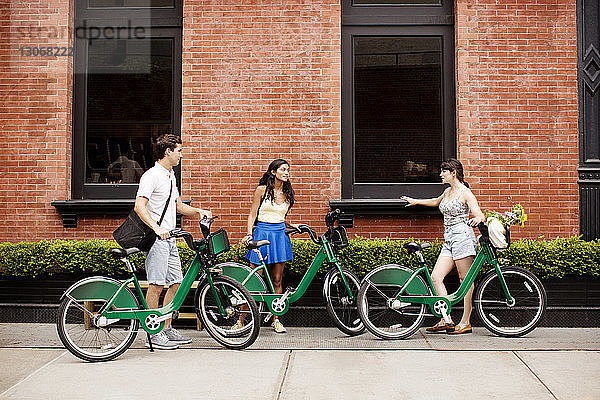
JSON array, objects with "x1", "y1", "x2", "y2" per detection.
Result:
[
  {"x1": 257, "y1": 192, "x2": 265, "y2": 213},
  {"x1": 157, "y1": 182, "x2": 173, "y2": 227},
  {"x1": 254, "y1": 191, "x2": 266, "y2": 224}
]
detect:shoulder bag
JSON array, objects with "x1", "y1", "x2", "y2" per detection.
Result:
[{"x1": 113, "y1": 183, "x2": 172, "y2": 252}]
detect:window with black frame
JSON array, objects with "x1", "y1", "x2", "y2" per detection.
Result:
[
  {"x1": 353, "y1": 0, "x2": 440, "y2": 4},
  {"x1": 354, "y1": 36, "x2": 443, "y2": 184},
  {"x1": 72, "y1": 1, "x2": 181, "y2": 199},
  {"x1": 340, "y1": 1, "x2": 455, "y2": 205}
]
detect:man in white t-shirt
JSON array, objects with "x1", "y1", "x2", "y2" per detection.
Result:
[{"x1": 134, "y1": 134, "x2": 212, "y2": 350}]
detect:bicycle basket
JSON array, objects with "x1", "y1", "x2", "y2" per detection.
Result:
[
  {"x1": 329, "y1": 226, "x2": 349, "y2": 249},
  {"x1": 207, "y1": 229, "x2": 230, "y2": 257},
  {"x1": 487, "y1": 219, "x2": 511, "y2": 250}
]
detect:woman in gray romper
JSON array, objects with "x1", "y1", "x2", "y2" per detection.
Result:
[{"x1": 401, "y1": 158, "x2": 485, "y2": 335}]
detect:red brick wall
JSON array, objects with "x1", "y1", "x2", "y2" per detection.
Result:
[
  {"x1": 455, "y1": 0, "x2": 579, "y2": 240},
  {"x1": 0, "y1": 0, "x2": 580, "y2": 243},
  {"x1": 0, "y1": 0, "x2": 74, "y2": 241},
  {"x1": 180, "y1": 1, "x2": 343, "y2": 241}
]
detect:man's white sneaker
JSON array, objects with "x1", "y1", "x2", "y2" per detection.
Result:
[
  {"x1": 271, "y1": 319, "x2": 286, "y2": 333},
  {"x1": 163, "y1": 327, "x2": 192, "y2": 344},
  {"x1": 145, "y1": 331, "x2": 179, "y2": 350}
]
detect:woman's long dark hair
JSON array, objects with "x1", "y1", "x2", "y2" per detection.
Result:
[
  {"x1": 440, "y1": 158, "x2": 470, "y2": 188},
  {"x1": 258, "y1": 159, "x2": 295, "y2": 207}
]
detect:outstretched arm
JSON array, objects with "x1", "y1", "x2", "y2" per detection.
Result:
[
  {"x1": 401, "y1": 190, "x2": 446, "y2": 208},
  {"x1": 176, "y1": 197, "x2": 212, "y2": 218}
]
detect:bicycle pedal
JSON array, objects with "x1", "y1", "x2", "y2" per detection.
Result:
[
  {"x1": 390, "y1": 300, "x2": 410, "y2": 310},
  {"x1": 285, "y1": 286, "x2": 295, "y2": 293},
  {"x1": 96, "y1": 316, "x2": 120, "y2": 327},
  {"x1": 172, "y1": 310, "x2": 179, "y2": 320}
]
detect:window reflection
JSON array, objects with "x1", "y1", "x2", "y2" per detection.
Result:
[
  {"x1": 353, "y1": 0, "x2": 442, "y2": 6},
  {"x1": 89, "y1": 0, "x2": 174, "y2": 8},
  {"x1": 353, "y1": 0, "x2": 441, "y2": 4},
  {"x1": 353, "y1": 36, "x2": 443, "y2": 183},
  {"x1": 86, "y1": 38, "x2": 173, "y2": 184}
]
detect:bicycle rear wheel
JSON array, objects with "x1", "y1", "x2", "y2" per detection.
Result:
[
  {"x1": 323, "y1": 267, "x2": 365, "y2": 336},
  {"x1": 474, "y1": 266, "x2": 546, "y2": 337},
  {"x1": 196, "y1": 275, "x2": 260, "y2": 349},
  {"x1": 57, "y1": 293, "x2": 139, "y2": 362},
  {"x1": 357, "y1": 265, "x2": 428, "y2": 340}
]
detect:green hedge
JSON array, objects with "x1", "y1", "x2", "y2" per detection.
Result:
[{"x1": 0, "y1": 237, "x2": 599, "y2": 279}]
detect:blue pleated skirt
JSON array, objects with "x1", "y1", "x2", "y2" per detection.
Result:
[{"x1": 245, "y1": 221, "x2": 293, "y2": 265}]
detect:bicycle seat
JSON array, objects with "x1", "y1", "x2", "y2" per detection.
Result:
[
  {"x1": 403, "y1": 242, "x2": 431, "y2": 253},
  {"x1": 108, "y1": 247, "x2": 140, "y2": 259},
  {"x1": 246, "y1": 240, "x2": 270, "y2": 250}
]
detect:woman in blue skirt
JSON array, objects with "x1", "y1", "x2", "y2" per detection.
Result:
[{"x1": 241, "y1": 159, "x2": 298, "y2": 333}]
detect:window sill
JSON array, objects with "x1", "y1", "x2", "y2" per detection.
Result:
[
  {"x1": 51, "y1": 199, "x2": 190, "y2": 228},
  {"x1": 328, "y1": 199, "x2": 441, "y2": 227}
]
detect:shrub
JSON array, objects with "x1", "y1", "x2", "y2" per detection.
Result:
[
  {"x1": 500, "y1": 237, "x2": 600, "y2": 278},
  {"x1": 0, "y1": 237, "x2": 599, "y2": 279}
]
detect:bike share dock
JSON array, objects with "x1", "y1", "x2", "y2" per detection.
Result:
[{"x1": 1, "y1": 323, "x2": 599, "y2": 399}]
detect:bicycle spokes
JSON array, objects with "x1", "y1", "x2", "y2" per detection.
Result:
[
  {"x1": 324, "y1": 268, "x2": 365, "y2": 336},
  {"x1": 197, "y1": 276, "x2": 260, "y2": 349},
  {"x1": 57, "y1": 297, "x2": 139, "y2": 362},
  {"x1": 358, "y1": 282, "x2": 426, "y2": 339},
  {"x1": 474, "y1": 267, "x2": 546, "y2": 337}
]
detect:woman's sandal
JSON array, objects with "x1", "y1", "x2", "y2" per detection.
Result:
[
  {"x1": 425, "y1": 321, "x2": 455, "y2": 333},
  {"x1": 446, "y1": 324, "x2": 472, "y2": 335}
]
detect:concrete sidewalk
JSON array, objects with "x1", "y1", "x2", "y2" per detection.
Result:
[{"x1": 1, "y1": 324, "x2": 599, "y2": 399}]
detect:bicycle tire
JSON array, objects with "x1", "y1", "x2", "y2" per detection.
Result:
[
  {"x1": 196, "y1": 275, "x2": 260, "y2": 349},
  {"x1": 57, "y1": 281, "x2": 140, "y2": 362},
  {"x1": 357, "y1": 265, "x2": 428, "y2": 340},
  {"x1": 216, "y1": 262, "x2": 272, "y2": 327},
  {"x1": 323, "y1": 267, "x2": 365, "y2": 336},
  {"x1": 474, "y1": 266, "x2": 546, "y2": 337}
]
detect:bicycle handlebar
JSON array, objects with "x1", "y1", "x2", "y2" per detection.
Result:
[
  {"x1": 286, "y1": 224, "x2": 319, "y2": 244},
  {"x1": 325, "y1": 208, "x2": 341, "y2": 228},
  {"x1": 168, "y1": 228, "x2": 196, "y2": 250},
  {"x1": 285, "y1": 227, "x2": 300, "y2": 235},
  {"x1": 200, "y1": 216, "x2": 218, "y2": 238},
  {"x1": 477, "y1": 222, "x2": 490, "y2": 241},
  {"x1": 283, "y1": 209, "x2": 344, "y2": 245},
  {"x1": 476, "y1": 222, "x2": 496, "y2": 251}
]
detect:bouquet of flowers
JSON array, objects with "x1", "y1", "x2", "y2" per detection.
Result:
[{"x1": 484, "y1": 204, "x2": 527, "y2": 249}]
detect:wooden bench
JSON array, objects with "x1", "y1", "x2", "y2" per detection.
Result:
[{"x1": 127, "y1": 280, "x2": 203, "y2": 330}]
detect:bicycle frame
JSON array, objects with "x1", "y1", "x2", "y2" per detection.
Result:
[
  {"x1": 391, "y1": 240, "x2": 514, "y2": 319},
  {"x1": 66, "y1": 241, "x2": 228, "y2": 335},
  {"x1": 235, "y1": 236, "x2": 355, "y2": 316}
]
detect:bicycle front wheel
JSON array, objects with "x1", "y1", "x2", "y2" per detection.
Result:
[
  {"x1": 474, "y1": 266, "x2": 547, "y2": 337},
  {"x1": 197, "y1": 275, "x2": 260, "y2": 349},
  {"x1": 323, "y1": 267, "x2": 365, "y2": 336},
  {"x1": 57, "y1": 294, "x2": 139, "y2": 362},
  {"x1": 357, "y1": 265, "x2": 428, "y2": 340}
]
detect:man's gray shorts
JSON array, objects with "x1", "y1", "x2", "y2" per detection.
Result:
[
  {"x1": 440, "y1": 222, "x2": 478, "y2": 260},
  {"x1": 145, "y1": 238, "x2": 183, "y2": 286}
]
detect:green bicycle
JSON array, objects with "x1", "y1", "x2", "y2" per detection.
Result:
[
  {"x1": 357, "y1": 223, "x2": 547, "y2": 339},
  {"x1": 214, "y1": 209, "x2": 365, "y2": 336},
  {"x1": 57, "y1": 217, "x2": 261, "y2": 362}
]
